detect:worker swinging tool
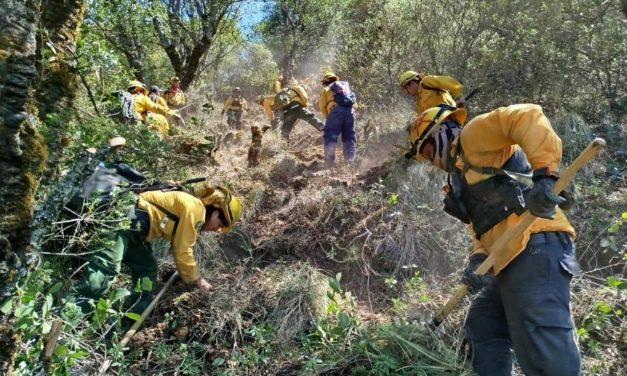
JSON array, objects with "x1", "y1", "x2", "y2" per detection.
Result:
[{"x1": 403, "y1": 102, "x2": 605, "y2": 375}]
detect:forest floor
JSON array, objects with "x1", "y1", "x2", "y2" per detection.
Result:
[{"x1": 97, "y1": 107, "x2": 625, "y2": 375}]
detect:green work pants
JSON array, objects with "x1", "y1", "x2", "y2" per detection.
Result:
[{"x1": 74, "y1": 221, "x2": 157, "y2": 314}]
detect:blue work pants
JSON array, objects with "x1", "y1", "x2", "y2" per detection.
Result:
[
  {"x1": 323, "y1": 106, "x2": 356, "y2": 164},
  {"x1": 465, "y1": 231, "x2": 581, "y2": 376}
]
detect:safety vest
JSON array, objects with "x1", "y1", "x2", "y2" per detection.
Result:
[{"x1": 444, "y1": 142, "x2": 532, "y2": 239}]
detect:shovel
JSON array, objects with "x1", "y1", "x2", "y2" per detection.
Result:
[{"x1": 432, "y1": 138, "x2": 606, "y2": 327}]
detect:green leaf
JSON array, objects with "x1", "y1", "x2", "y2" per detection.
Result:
[
  {"x1": 109, "y1": 288, "x2": 130, "y2": 303},
  {"x1": 41, "y1": 320, "x2": 52, "y2": 334},
  {"x1": 607, "y1": 276, "x2": 627, "y2": 290},
  {"x1": 96, "y1": 298, "x2": 109, "y2": 312},
  {"x1": 43, "y1": 294, "x2": 53, "y2": 316},
  {"x1": 316, "y1": 325, "x2": 327, "y2": 339},
  {"x1": 48, "y1": 282, "x2": 63, "y2": 294},
  {"x1": 55, "y1": 345, "x2": 68, "y2": 357},
  {"x1": 329, "y1": 275, "x2": 341, "y2": 294},
  {"x1": 0, "y1": 297, "x2": 14, "y2": 315},
  {"x1": 125, "y1": 312, "x2": 142, "y2": 321},
  {"x1": 212, "y1": 357, "x2": 225, "y2": 366},
  {"x1": 141, "y1": 277, "x2": 153, "y2": 292},
  {"x1": 338, "y1": 312, "x2": 350, "y2": 328},
  {"x1": 621, "y1": 212, "x2": 627, "y2": 219},
  {"x1": 69, "y1": 350, "x2": 88, "y2": 359},
  {"x1": 595, "y1": 302, "x2": 612, "y2": 313},
  {"x1": 14, "y1": 305, "x2": 34, "y2": 319}
]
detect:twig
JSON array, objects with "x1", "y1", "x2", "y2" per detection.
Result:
[{"x1": 42, "y1": 319, "x2": 64, "y2": 371}]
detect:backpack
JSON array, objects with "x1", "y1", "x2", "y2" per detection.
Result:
[
  {"x1": 330, "y1": 81, "x2": 356, "y2": 107},
  {"x1": 121, "y1": 92, "x2": 139, "y2": 121},
  {"x1": 68, "y1": 161, "x2": 189, "y2": 239},
  {"x1": 70, "y1": 161, "x2": 184, "y2": 210},
  {"x1": 272, "y1": 87, "x2": 293, "y2": 111}
]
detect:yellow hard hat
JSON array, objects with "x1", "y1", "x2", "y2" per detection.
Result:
[
  {"x1": 197, "y1": 185, "x2": 241, "y2": 233},
  {"x1": 399, "y1": 70, "x2": 423, "y2": 88},
  {"x1": 127, "y1": 80, "x2": 148, "y2": 94},
  {"x1": 321, "y1": 72, "x2": 339, "y2": 84},
  {"x1": 170, "y1": 76, "x2": 180, "y2": 83},
  {"x1": 407, "y1": 105, "x2": 467, "y2": 160}
]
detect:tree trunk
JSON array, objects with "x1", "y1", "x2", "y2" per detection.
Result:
[
  {"x1": 0, "y1": 1, "x2": 45, "y2": 373},
  {"x1": 0, "y1": 0, "x2": 85, "y2": 373},
  {"x1": 35, "y1": 0, "x2": 87, "y2": 185}
]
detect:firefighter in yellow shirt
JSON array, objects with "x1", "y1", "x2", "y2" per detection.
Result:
[
  {"x1": 272, "y1": 74, "x2": 284, "y2": 93},
  {"x1": 399, "y1": 70, "x2": 463, "y2": 114},
  {"x1": 163, "y1": 76, "x2": 187, "y2": 109},
  {"x1": 275, "y1": 80, "x2": 324, "y2": 140},
  {"x1": 405, "y1": 103, "x2": 580, "y2": 375},
  {"x1": 148, "y1": 85, "x2": 169, "y2": 109},
  {"x1": 74, "y1": 184, "x2": 241, "y2": 314},
  {"x1": 254, "y1": 94, "x2": 277, "y2": 127},
  {"x1": 126, "y1": 81, "x2": 181, "y2": 140},
  {"x1": 221, "y1": 87, "x2": 249, "y2": 130}
]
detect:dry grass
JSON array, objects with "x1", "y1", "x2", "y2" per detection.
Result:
[{"x1": 264, "y1": 262, "x2": 331, "y2": 346}]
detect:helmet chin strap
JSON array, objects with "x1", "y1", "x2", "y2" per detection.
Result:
[{"x1": 432, "y1": 119, "x2": 461, "y2": 171}]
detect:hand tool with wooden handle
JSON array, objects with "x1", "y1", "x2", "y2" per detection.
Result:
[{"x1": 432, "y1": 138, "x2": 606, "y2": 327}]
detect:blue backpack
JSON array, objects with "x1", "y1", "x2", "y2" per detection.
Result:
[{"x1": 330, "y1": 81, "x2": 356, "y2": 107}]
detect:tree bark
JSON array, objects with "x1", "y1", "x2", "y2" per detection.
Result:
[
  {"x1": 0, "y1": 1, "x2": 45, "y2": 373},
  {"x1": 0, "y1": 0, "x2": 85, "y2": 373},
  {"x1": 35, "y1": 0, "x2": 87, "y2": 185}
]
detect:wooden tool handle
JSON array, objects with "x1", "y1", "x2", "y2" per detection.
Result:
[{"x1": 433, "y1": 138, "x2": 606, "y2": 327}]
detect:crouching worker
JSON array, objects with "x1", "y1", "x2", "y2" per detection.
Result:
[
  {"x1": 126, "y1": 80, "x2": 183, "y2": 140},
  {"x1": 73, "y1": 182, "x2": 241, "y2": 315},
  {"x1": 274, "y1": 80, "x2": 324, "y2": 140},
  {"x1": 405, "y1": 104, "x2": 581, "y2": 375}
]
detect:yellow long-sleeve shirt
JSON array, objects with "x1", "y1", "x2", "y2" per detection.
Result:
[
  {"x1": 164, "y1": 89, "x2": 186, "y2": 107},
  {"x1": 288, "y1": 85, "x2": 309, "y2": 107},
  {"x1": 416, "y1": 75, "x2": 463, "y2": 114},
  {"x1": 136, "y1": 191, "x2": 206, "y2": 283},
  {"x1": 459, "y1": 104, "x2": 575, "y2": 274},
  {"x1": 131, "y1": 93, "x2": 174, "y2": 122},
  {"x1": 223, "y1": 95, "x2": 249, "y2": 112},
  {"x1": 319, "y1": 87, "x2": 335, "y2": 119},
  {"x1": 154, "y1": 96, "x2": 168, "y2": 108},
  {"x1": 259, "y1": 95, "x2": 275, "y2": 121}
]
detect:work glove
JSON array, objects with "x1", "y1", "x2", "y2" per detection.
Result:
[
  {"x1": 558, "y1": 185, "x2": 576, "y2": 211},
  {"x1": 525, "y1": 169, "x2": 566, "y2": 219},
  {"x1": 461, "y1": 254, "x2": 494, "y2": 294}
]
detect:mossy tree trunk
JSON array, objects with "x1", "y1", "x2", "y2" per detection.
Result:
[
  {"x1": 0, "y1": 0, "x2": 85, "y2": 374},
  {"x1": 35, "y1": 0, "x2": 87, "y2": 184}
]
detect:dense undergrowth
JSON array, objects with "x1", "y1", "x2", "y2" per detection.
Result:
[{"x1": 6, "y1": 94, "x2": 626, "y2": 375}]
